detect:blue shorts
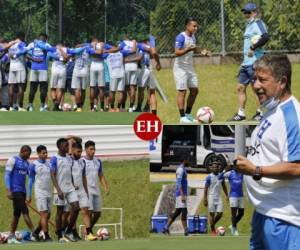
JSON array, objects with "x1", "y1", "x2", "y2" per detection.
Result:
[
  {"x1": 250, "y1": 211, "x2": 300, "y2": 250},
  {"x1": 238, "y1": 65, "x2": 254, "y2": 85}
]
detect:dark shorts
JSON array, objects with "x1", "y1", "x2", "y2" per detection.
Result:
[
  {"x1": 238, "y1": 65, "x2": 254, "y2": 85},
  {"x1": 12, "y1": 191, "x2": 29, "y2": 217}
]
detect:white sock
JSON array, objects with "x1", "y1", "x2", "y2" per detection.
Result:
[{"x1": 238, "y1": 108, "x2": 245, "y2": 117}]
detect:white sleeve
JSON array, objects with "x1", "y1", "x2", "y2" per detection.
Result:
[
  {"x1": 5, "y1": 157, "x2": 15, "y2": 171},
  {"x1": 176, "y1": 167, "x2": 184, "y2": 179}
]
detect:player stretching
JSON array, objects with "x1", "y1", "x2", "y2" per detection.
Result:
[
  {"x1": 27, "y1": 145, "x2": 53, "y2": 241},
  {"x1": 229, "y1": 3, "x2": 269, "y2": 121},
  {"x1": 71, "y1": 142, "x2": 97, "y2": 241},
  {"x1": 50, "y1": 138, "x2": 80, "y2": 242},
  {"x1": 223, "y1": 167, "x2": 244, "y2": 236},
  {"x1": 204, "y1": 161, "x2": 229, "y2": 235},
  {"x1": 163, "y1": 157, "x2": 189, "y2": 236},
  {"x1": 174, "y1": 18, "x2": 199, "y2": 123},
  {"x1": 4, "y1": 145, "x2": 38, "y2": 243},
  {"x1": 83, "y1": 140, "x2": 109, "y2": 233}
]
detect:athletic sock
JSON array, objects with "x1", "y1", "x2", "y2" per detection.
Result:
[
  {"x1": 238, "y1": 108, "x2": 245, "y2": 117},
  {"x1": 90, "y1": 103, "x2": 94, "y2": 110},
  {"x1": 117, "y1": 103, "x2": 121, "y2": 109},
  {"x1": 34, "y1": 226, "x2": 41, "y2": 235},
  {"x1": 179, "y1": 109, "x2": 185, "y2": 117},
  {"x1": 130, "y1": 102, "x2": 134, "y2": 108},
  {"x1": 101, "y1": 101, "x2": 105, "y2": 109},
  {"x1": 55, "y1": 230, "x2": 62, "y2": 239},
  {"x1": 185, "y1": 106, "x2": 192, "y2": 114}
]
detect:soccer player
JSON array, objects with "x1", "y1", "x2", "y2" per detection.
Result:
[
  {"x1": 4, "y1": 145, "x2": 38, "y2": 243},
  {"x1": 204, "y1": 161, "x2": 229, "y2": 235},
  {"x1": 106, "y1": 49, "x2": 125, "y2": 112},
  {"x1": 27, "y1": 145, "x2": 53, "y2": 241},
  {"x1": 82, "y1": 140, "x2": 109, "y2": 233},
  {"x1": 163, "y1": 157, "x2": 189, "y2": 236},
  {"x1": 71, "y1": 142, "x2": 97, "y2": 241},
  {"x1": 229, "y1": 3, "x2": 269, "y2": 121},
  {"x1": 173, "y1": 18, "x2": 199, "y2": 123},
  {"x1": 223, "y1": 167, "x2": 244, "y2": 236},
  {"x1": 26, "y1": 33, "x2": 56, "y2": 111},
  {"x1": 235, "y1": 54, "x2": 300, "y2": 250},
  {"x1": 50, "y1": 138, "x2": 80, "y2": 242},
  {"x1": 0, "y1": 51, "x2": 10, "y2": 111},
  {"x1": 8, "y1": 32, "x2": 27, "y2": 111},
  {"x1": 119, "y1": 35, "x2": 138, "y2": 112},
  {"x1": 62, "y1": 55, "x2": 76, "y2": 109},
  {"x1": 48, "y1": 41, "x2": 69, "y2": 111}
]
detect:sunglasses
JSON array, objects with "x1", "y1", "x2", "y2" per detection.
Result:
[{"x1": 243, "y1": 11, "x2": 251, "y2": 15}]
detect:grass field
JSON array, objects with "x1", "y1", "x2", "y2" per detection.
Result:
[
  {"x1": 155, "y1": 63, "x2": 300, "y2": 123},
  {"x1": 0, "y1": 160, "x2": 150, "y2": 239}
]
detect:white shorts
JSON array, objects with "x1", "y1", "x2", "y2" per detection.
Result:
[
  {"x1": 88, "y1": 194, "x2": 102, "y2": 212},
  {"x1": 53, "y1": 190, "x2": 79, "y2": 206},
  {"x1": 110, "y1": 78, "x2": 125, "y2": 92},
  {"x1": 173, "y1": 64, "x2": 198, "y2": 90},
  {"x1": 125, "y1": 71, "x2": 137, "y2": 86},
  {"x1": 35, "y1": 196, "x2": 52, "y2": 212},
  {"x1": 208, "y1": 196, "x2": 223, "y2": 213},
  {"x1": 71, "y1": 74, "x2": 88, "y2": 90},
  {"x1": 77, "y1": 190, "x2": 90, "y2": 209},
  {"x1": 90, "y1": 63, "x2": 104, "y2": 87},
  {"x1": 148, "y1": 72, "x2": 157, "y2": 90},
  {"x1": 8, "y1": 70, "x2": 26, "y2": 84},
  {"x1": 175, "y1": 196, "x2": 187, "y2": 209},
  {"x1": 229, "y1": 197, "x2": 244, "y2": 209},
  {"x1": 50, "y1": 68, "x2": 66, "y2": 88},
  {"x1": 30, "y1": 70, "x2": 48, "y2": 82},
  {"x1": 138, "y1": 68, "x2": 150, "y2": 88}
]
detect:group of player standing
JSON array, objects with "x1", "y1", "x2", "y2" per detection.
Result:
[
  {"x1": 4, "y1": 136, "x2": 109, "y2": 243},
  {"x1": 0, "y1": 33, "x2": 161, "y2": 113},
  {"x1": 163, "y1": 157, "x2": 244, "y2": 236}
]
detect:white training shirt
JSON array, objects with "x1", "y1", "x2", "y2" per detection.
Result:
[
  {"x1": 9, "y1": 41, "x2": 26, "y2": 71},
  {"x1": 31, "y1": 159, "x2": 52, "y2": 198},
  {"x1": 205, "y1": 173, "x2": 224, "y2": 200},
  {"x1": 245, "y1": 96, "x2": 300, "y2": 226},
  {"x1": 174, "y1": 31, "x2": 196, "y2": 68},
  {"x1": 82, "y1": 157, "x2": 103, "y2": 196},
  {"x1": 71, "y1": 158, "x2": 86, "y2": 192},
  {"x1": 106, "y1": 52, "x2": 124, "y2": 79},
  {"x1": 52, "y1": 47, "x2": 67, "y2": 70}
]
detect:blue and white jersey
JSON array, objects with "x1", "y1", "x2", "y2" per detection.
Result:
[
  {"x1": 9, "y1": 41, "x2": 27, "y2": 71},
  {"x1": 175, "y1": 164, "x2": 188, "y2": 197},
  {"x1": 137, "y1": 42, "x2": 150, "y2": 67},
  {"x1": 5, "y1": 155, "x2": 30, "y2": 193},
  {"x1": 242, "y1": 18, "x2": 268, "y2": 66},
  {"x1": 67, "y1": 45, "x2": 90, "y2": 72},
  {"x1": 174, "y1": 32, "x2": 196, "y2": 67},
  {"x1": 119, "y1": 40, "x2": 136, "y2": 57},
  {"x1": 50, "y1": 154, "x2": 74, "y2": 193},
  {"x1": 245, "y1": 96, "x2": 300, "y2": 226},
  {"x1": 47, "y1": 47, "x2": 67, "y2": 70},
  {"x1": 149, "y1": 35, "x2": 156, "y2": 49},
  {"x1": 71, "y1": 158, "x2": 86, "y2": 192},
  {"x1": 106, "y1": 52, "x2": 124, "y2": 79},
  {"x1": 30, "y1": 159, "x2": 52, "y2": 198},
  {"x1": 205, "y1": 173, "x2": 224, "y2": 199},
  {"x1": 26, "y1": 40, "x2": 55, "y2": 70},
  {"x1": 89, "y1": 43, "x2": 112, "y2": 62},
  {"x1": 82, "y1": 157, "x2": 103, "y2": 196},
  {"x1": 223, "y1": 170, "x2": 243, "y2": 198}
]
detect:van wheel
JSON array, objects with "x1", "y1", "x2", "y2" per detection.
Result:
[
  {"x1": 150, "y1": 163, "x2": 162, "y2": 172},
  {"x1": 204, "y1": 154, "x2": 220, "y2": 172}
]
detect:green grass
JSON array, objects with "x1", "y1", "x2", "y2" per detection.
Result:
[
  {"x1": 0, "y1": 112, "x2": 139, "y2": 125},
  {"x1": 155, "y1": 63, "x2": 300, "y2": 123},
  {"x1": 150, "y1": 235, "x2": 249, "y2": 250},
  {"x1": 0, "y1": 160, "x2": 150, "y2": 239}
]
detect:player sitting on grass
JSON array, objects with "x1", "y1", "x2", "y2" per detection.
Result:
[
  {"x1": 204, "y1": 161, "x2": 229, "y2": 235},
  {"x1": 163, "y1": 156, "x2": 189, "y2": 236},
  {"x1": 50, "y1": 138, "x2": 80, "y2": 242},
  {"x1": 5, "y1": 145, "x2": 39, "y2": 243},
  {"x1": 223, "y1": 165, "x2": 244, "y2": 236},
  {"x1": 27, "y1": 145, "x2": 53, "y2": 241},
  {"x1": 70, "y1": 142, "x2": 97, "y2": 241},
  {"x1": 82, "y1": 140, "x2": 109, "y2": 234}
]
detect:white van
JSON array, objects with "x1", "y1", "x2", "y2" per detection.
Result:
[{"x1": 149, "y1": 125, "x2": 253, "y2": 172}]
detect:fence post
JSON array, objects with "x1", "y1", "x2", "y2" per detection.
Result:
[{"x1": 220, "y1": 0, "x2": 226, "y2": 56}]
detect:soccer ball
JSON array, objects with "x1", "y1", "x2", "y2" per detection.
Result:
[
  {"x1": 63, "y1": 103, "x2": 72, "y2": 112},
  {"x1": 96, "y1": 227, "x2": 110, "y2": 240},
  {"x1": 196, "y1": 107, "x2": 215, "y2": 124},
  {"x1": 217, "y1": 226, "x2": 226, "y2": 236},
  {"x1": 251, "y1": 35, "x2": 261, "y2": 45}
]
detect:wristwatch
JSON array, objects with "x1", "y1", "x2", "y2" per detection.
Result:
[{"x1": 253, "y1": 166, "x2": 262, "y2": 181}]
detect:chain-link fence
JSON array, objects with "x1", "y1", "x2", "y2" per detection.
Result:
[{"x1": 150, "y1": 0, "x2": 300, "y2": 56}]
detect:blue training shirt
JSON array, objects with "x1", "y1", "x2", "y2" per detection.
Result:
[
  {"x1": 224, "y1": 170, "x2": 243, "y2": 198},
  {"x1": 175, "y1": 164, "x2": 188, "y2": 197}
]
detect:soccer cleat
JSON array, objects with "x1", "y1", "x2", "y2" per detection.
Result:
[
  {"x1": 180, "y1": 116, "x2": 193, "y2": 123},
  {"x1": 9, "y1": 107, "x2": 16, "y2": 112},
  {"x1": 184, "y1": 229, "x2": 189, "y2": 237},
  {"x1": 76, "y1": 108, "x2": 82, "y2": 112},
  {"x1": 63, "y1": 232, "x2": 77, "y2": 242},
  {"x1": 43, "y1": 237, "x2": 53, "y2": 242},
  {"x1": 27, "y1": 106, "x2": 33, "y2": 112},
  {"x1": 229, "y1": 225, "x2": 234, "y2": 235},
  {"x1": 85, "y1": 233, "x2": 97, "y2": 241},
  {"x1": 7, "y1": 236, "x2": 22, "y2": 244},
  {"x1": 185, "y1": 113, "x2": 197, "y2": 122},
  {"x1": 228, "y1": 113, "x2": 246, "y2": 121},
  {"x1": 128, "y1": 107, "x2": 133, "y2": 112},
  {"x1": 58, "y1": 237, "x2": 69, "y2": 243},
  {"x1": 18, "y1": 107, "x2": 27, "y2": 112},
  {"x1": 72, "y1": 230, "x2": 82, "y2": 241},
  {"x1": 30, "y1": 232, "x2": 39, "y2": 241},
  {"x1": 251, "y1": 111, "x2": 263, "y2": 121},
  {"x1": 162, "y1": 228, "x2": 170, "y2": 235},
  {"x1": 0, "y1": 107, "x2": 8, "y2": 111}
]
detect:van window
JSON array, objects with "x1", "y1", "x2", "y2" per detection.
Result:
[{"x1": 210, "y1": 125, "x2": 234, "y2": 137}]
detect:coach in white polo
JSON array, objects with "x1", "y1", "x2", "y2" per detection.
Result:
[{"x1": 235, "y1": 54, "x2": 300, "y2": 250}]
